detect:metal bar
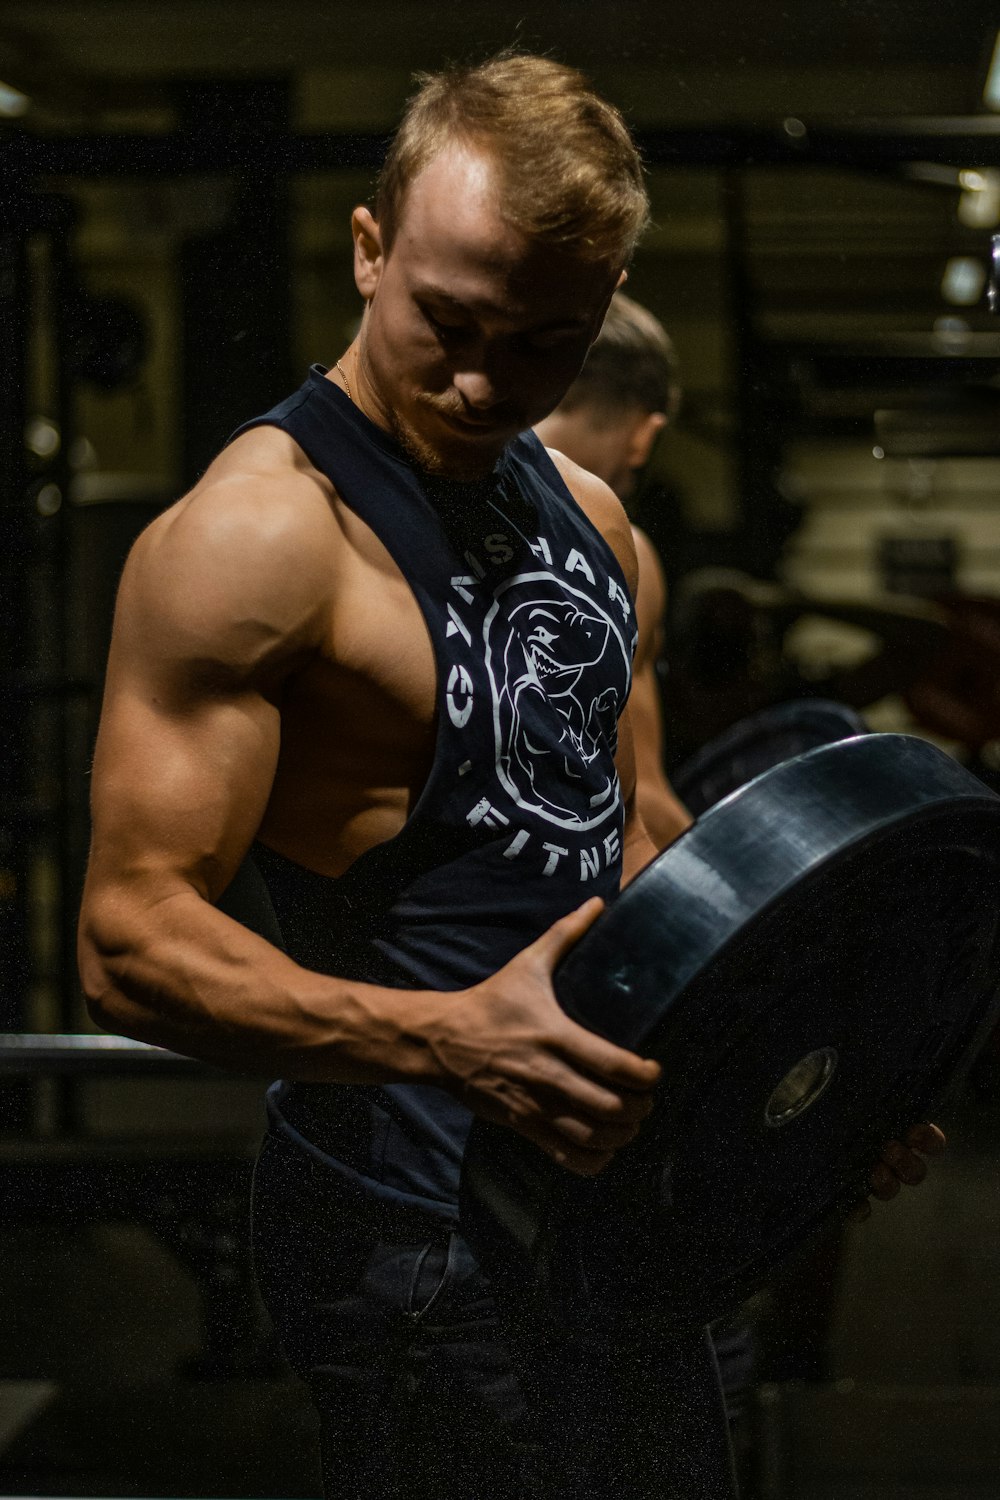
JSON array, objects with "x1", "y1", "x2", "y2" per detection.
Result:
[
  {"x1": 0, "y1": 193, "x2": 33, "y2": 1044},
  {"x1": 3, "y1": 118, "x2": 1000, "y2": 181},
  {"x1": 0, "y1": 1032, "x2": 212, "y2": 1074},
  {"x1": 49, "y1": 221, "x2": 80, "y2": 1035},
  {"x1": 0, "y1": 127, "x2": 391, "y2": 178}
]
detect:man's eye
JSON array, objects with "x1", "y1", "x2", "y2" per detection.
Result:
[
  {"x1": 423, "y1": 308, "x2": 468, "y2": 341},
  {"x1": 520, "y1": 331, "x2": 577, "y2": 354}
]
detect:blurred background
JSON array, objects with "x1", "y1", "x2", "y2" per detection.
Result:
[{"x1": 4, "y1": 2, "x2": 1000, "y2": 1495}]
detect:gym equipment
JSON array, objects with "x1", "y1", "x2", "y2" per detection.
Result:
[{"x1": 462, "y1": 733, "x2": 1000, "y2": 1324}]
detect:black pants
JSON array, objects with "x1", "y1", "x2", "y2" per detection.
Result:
[{"x1": 252, "y1": 1128, "x2": 739, "y2": 1499}]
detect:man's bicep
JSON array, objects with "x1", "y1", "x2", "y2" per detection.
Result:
[
  {"x1": 86, "y1": 513, "x2": 296, "y2": 905},
  {"x1": 86, "y1": 478, "x2": 332, "y2": 903},
  {"x1": 88, "y1": 665, "x2": 282, "y2": 904}
]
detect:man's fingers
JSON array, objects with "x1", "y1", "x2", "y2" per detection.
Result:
[
  {"x1": 882, "y1": 1141, "x2": 927, "y2": 1187},
  {"x1": 853, "y1": 1121, "x2": 947, "y2": 1223},
  {"x1": 551, "y1": 1017, "x2": 662, "y2": 1095},
  {"x1": 873, "y1": 1122, "x2": 946, "y2": 1189},
  {"x1": 529, "y1": 897, "x2": 606, "y2": 969},
  {"x1": 483, "y1": 1060, "x2": 656, "y2": 1170},
  {"x1": 505, "y1": 900, "x2": 662, "y2": 1095},
  {"x1": 549, "y1": 1110, "x2": 645, "y2": 1154},
  {"x1": 551, "y1": 1145, "x2": 615, "y2": 1177},
  {"x1": 905, "y1": 1122, "x2": 946, "y2": 1156},
  {"x1": 463, "y1": 901, "x2": 661, "y2": 1168},
  {"x1": 514, "y1": 1113, "x2": 615, "y2": 1176},
  {"x1": 868, "y1": 1162, "x2": 901, "y2": 1201},
  {"x1": 540, "y1": 1057, "x2": 659, "y2": 1124},
  {"x1": 851, "y1": 1116, "x2": 947, "y2": 1218}
]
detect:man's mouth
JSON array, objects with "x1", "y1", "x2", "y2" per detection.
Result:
[{"x1": 433, "y1": 406, "x2": 515, "y2": 437}]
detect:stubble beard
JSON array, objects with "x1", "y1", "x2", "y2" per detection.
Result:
[
  {"x1": 359, "y1": 326, "x2": 510, "y2": 479},
  {"x1": 388, "y1": 402, "x2": 504, "y2": 482}
]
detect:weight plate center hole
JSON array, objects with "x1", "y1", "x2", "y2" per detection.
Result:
[{"x1": 764, "y1": 1047, "x2": 839, "y2": 1128}]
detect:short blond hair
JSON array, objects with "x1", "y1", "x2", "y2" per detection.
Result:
[
  {"x1": 557, "y1": 291, "x2": 681, "y2": 421},
  {"x1": 375, "y1": 53, "x2": 649, "y2": 269}
]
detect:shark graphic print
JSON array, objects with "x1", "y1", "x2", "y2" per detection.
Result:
[{"x1": 484, "y1": 570, "x2": 633, "y2": 832}]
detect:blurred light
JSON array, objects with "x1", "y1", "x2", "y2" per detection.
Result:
[
  {"x1": 872, "y1": 446, "x2": 885, "y2": 460},
  {"x1": 69, "y1": 436, "x2": 97, "y2": 469},
  {"x1": 984, "y1": 31, "x2": 1000, "y2": 111},
  {"x1": 941, "y1": 257, "x2": 987, "y2": 305},
  {"x1": 933, "y1": 315, "x2": 972, "y2": 351},
  {"x1": 25, "y1": 417, "x2": 60, "y2": 458},
  {"x1": 36, "y1": 484, "x2": 62, "y2": 516},
  {"x1": 905, "y1": 162, "x2": 963, "y2": 188},
  {"x1": 958, "y1": 168, "x2": 1000, "y2": 228},
  {"x1": 0, "y1": 81, "x2": 29, "y2": 118},
  {"x1": 934, "y1": 315, "x2": 970, "y2": 334},
  {"x1": 782, "y1": 117, "x2": 807, "y2": 140}
]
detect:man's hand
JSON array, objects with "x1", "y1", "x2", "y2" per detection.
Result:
[
  {"x1": 849, "y1": 1122, "x2": 947, "y2": 1223},
  {"x1": 436, "y1": 898, "x2": 661, "y2": 1177}
]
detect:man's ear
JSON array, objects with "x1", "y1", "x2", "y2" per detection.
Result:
[
  {"x1": 628, "y1": 410, "x2": 668, "y2": 471},
  {"x1": 352, "y1": 206, "x2": 384, "y2": 300}
]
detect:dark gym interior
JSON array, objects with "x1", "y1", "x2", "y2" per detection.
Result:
[{"x1": 5, "y1": 3, "x2": 1000, "y2": 1496}]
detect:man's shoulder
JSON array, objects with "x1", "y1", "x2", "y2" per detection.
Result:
[
  {"x1": 118, "y1": 429, "x2": 342, "y2": 674},
  {"x1": 142, "y1": 427, "x2": 338, "y2": 579},
  {"x1": 191, "y1": 425, "x2": 337, "y2": 534}
]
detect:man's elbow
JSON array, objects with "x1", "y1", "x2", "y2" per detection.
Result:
[
  {"x1": 78, "y1": 931, "x2": 118, "y2": 1032},
  {"x1": 638, "y1": 783, "x2": 694, "y2": 852},
  {"x1": 77, "y1": 892, "x2": 142, "y2": 1032}
]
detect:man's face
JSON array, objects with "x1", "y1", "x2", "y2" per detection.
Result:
[{"x1": 353, "y1": 145, "x2": 621, "y2": 480}]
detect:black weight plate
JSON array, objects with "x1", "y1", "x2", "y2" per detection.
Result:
[
  {"x1": 670, "y1": 697, "x2": 868, "y2": 816},
  {"x1": 461, "y1": 733, "x2": 1000, "y2": 1326}
]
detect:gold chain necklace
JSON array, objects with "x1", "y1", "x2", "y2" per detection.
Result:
[{"x1": 335, "y1": 358, "x2": 352, "y2": 403}]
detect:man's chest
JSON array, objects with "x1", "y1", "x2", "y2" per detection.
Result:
[
  {"x1": 264, "y1": 487, "x2": 635, "y2": 876},
  {"x1": 313, "y1": 497, "x2": 636, "y2": 751}
]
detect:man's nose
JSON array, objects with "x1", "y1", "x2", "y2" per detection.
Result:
[{"x1": 452, "y1": 365, "x2": 509, "y2": 411}]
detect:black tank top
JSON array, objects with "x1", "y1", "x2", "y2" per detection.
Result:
[{"x1": 231, "y1": 365, "x2": 637, "y2": 1219}]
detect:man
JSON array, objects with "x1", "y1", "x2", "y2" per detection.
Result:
[
  {"x1": 78, "y1": 54, "x2": 941, "y2": 1500},
  {"x1": 534, "y1": 290, "x2": 691, "y2": 847}
]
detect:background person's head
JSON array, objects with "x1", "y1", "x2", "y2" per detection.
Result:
[
  {"x1": 349, "y1": 55, "x2": 649, "y2": 478},
  {"x1": 534, "y1": 291, "x2": 680, "y2": 503}
]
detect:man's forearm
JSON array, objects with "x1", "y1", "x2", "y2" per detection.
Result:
[
  {"x1": 621, "y1": 817, "x2": 659, "y2": 887},
  {"x1": 79, "y1": 882, "x2": 446, "y2": 1084},
  {"x1": 638, "y1": 778, "x2": 693, "y2": 852}
]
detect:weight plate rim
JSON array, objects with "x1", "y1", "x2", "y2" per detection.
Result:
[{"x1": 557, "y1": 734, "x2": 1000, "y2": 1051}]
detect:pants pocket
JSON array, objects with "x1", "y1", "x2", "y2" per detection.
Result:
[{"x1": 406, "y1": 1233, "x2": 458, "y2": 1322}]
